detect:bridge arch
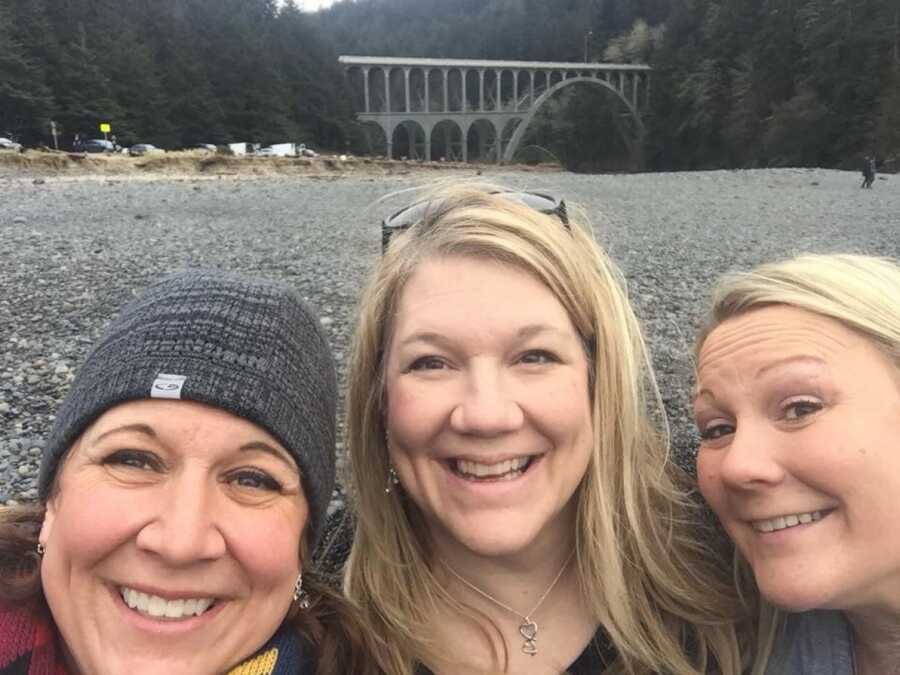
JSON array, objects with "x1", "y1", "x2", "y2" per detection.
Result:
[
  {"x1": 432, "y1": 119, "x2": 465, "y2": 161},
  {"x1": 467, "y1": 118, "x2": 499, "y2": 161},
  {"x1": 391, "y1": 120, "x2": 427, "y2": 160},
  {"x1": 502, "y1": 75, "x2": 644, "y2": 163}
]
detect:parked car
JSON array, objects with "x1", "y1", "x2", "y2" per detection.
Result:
[
  {"x1": 81, "y1": 139, "x2": 115, "y2": 153},
  {"x1": 255, "y1": 146, "x2": 276, "y2": 157},
  {"x1": 0, "y1": 137, "x2": 23, "y2": 151},
  {"x1": 128, "y1": 143, "x2": 160, "y2": 157},
  {"x1": 194, "y1": 144, "x2": 217, "y2": 152}
]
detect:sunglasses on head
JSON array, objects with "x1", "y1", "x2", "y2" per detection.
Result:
[{"x1": 381, "y1": 191, "x2": 569, "y2": 252}]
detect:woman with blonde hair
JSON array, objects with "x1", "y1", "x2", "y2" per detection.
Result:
[
  {"x1": 693, "y1": 253, "x2": 900, "y2": 674},
  {"x1": 344, "y1": 183, "x2": 754, "y2": 675}
]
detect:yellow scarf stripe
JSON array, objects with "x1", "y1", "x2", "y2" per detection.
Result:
[{"x1": 227, "y1": 647, "x2": 279, "y2": 675}]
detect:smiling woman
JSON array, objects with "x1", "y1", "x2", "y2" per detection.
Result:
[
  {"x1": 0, "y1": 271, "x2": 385, "y2": 675},
  {"x1": 693, "y1": 254, "x2": 900, "y2": 675},
  {"x1": 344, "y1": 183, "x2": 756, "y2": 675}
]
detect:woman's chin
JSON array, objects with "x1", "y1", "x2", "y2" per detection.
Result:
[
  {"x1": 77, "y1": 651, "x2": 235, "y2": 675},
  {"x1": 756, "y1": 579, "x2": 838, "y2": 614},
  {"x1": 436, "y1": 516, "x2": 550, "y2": 560}
]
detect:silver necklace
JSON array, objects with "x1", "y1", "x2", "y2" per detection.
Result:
[{"x1": 443, "y1": 549, "x2": 575, "y2": 656}]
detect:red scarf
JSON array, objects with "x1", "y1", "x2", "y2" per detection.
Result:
[{"x1": 0, "y1": 605, "x2": 68, "y2": 675}]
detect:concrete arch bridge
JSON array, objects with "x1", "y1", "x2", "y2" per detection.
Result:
[{"x1": 338, "y1": 56, "x2": 651, "y2": 163}]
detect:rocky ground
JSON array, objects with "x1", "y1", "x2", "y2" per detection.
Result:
[{"x1": 2, "y1": 167, "x2": 898, "y2": 506}]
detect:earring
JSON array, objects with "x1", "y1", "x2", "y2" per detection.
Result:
[
  {"x1": 385, "y1": 467, "x2": 400, "y2": 494},
  {"x1": 293, "y1": 572, "x2": 311, "y2": 610},
  {"x1": 36, "y1": 542, "x2": 45, "y2": 557}
]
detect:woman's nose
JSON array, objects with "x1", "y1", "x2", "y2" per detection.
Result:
[
  {"x1": 717, "y1": 426, "x2": 786, "y2": 490},
  {"x1": 135, "y1": 479, "x2": 227, "y2": 564},
  {"x1": 449, "y1": 366, "x2": 524, "y2": 435}
]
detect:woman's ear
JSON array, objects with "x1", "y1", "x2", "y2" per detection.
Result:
[
  {"x1": 39, "y1": 437, "x2": 77, "y2": 549},
  {"x1": 39, "y1": 496, "x2": 58, "y2": 549}
]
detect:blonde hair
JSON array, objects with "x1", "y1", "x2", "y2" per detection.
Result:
[
  {"x1": 345, "y1": 183, "x2": 752, "y2": 674},
  {"x1": 695, "y1": 252, "x2": 900, "y2": 674},
  {"x1": 697, "y1": 253, "x2": 900, "y2": 366}
]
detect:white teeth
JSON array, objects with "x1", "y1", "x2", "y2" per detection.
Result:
[
  {"x1": 455, "y1": 456, "x2": 531, "y2": 480},
  {"x1": 147, "y1": 595, "x2": 167, "y2": 617},
  {"x1": 753, "y1": 510, "x2": 825, "y2": 533},
  {"x1": 120, "y1": 587, "x2": 215, "y2": 620},
  {"x1": 164, "y1": 599, "x2": 185, "y2": 619}
]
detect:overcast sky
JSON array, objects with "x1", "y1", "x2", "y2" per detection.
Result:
[{"x1": 295, "y1": 0, "x2": 336, "y2": 11}]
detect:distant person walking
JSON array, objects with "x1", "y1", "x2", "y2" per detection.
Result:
[{"x1": 861, "y1": 155, "x2": 875, "y2": 188}]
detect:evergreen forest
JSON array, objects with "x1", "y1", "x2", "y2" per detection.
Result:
[{"x1": 2, "y1": 0, "x2": 898, "y2": 171}]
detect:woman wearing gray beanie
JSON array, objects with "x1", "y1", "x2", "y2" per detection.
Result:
[{"x1": 0, "y1": 270, "x2": 386, "y2": 675}]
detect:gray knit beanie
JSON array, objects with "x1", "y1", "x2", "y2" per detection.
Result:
[{"x1": 38, "y1": 269, "x2": 337, "y2": 548}]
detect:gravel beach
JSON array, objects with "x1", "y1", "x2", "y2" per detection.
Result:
[{"x1": 2, "y1": 167, "x2": 898, "y2": 504}]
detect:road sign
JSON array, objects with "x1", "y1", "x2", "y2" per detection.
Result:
[{"x1": 100, "y1": 123, "x2": 111, "y2": 133}]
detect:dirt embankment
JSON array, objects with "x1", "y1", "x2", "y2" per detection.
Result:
[{"x1": 0, "y1": 149, "x2": 561, "y2": 180}]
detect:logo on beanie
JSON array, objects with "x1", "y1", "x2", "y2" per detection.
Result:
[{"x1": 151, "y1": 373, "x2": 187, "y2": 399}]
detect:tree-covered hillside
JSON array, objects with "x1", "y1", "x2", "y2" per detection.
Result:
[
  {"x1": 1, "y1": 0, "x2": 898, "y2": 169},
  {"x1": 651, "y1": 0, "x2": 900, "y2": 169},
  {"x1": 0, "y1": 0, "x2": 352, "y2": 149}
]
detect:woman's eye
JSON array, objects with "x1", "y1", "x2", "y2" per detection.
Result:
[
  {"x1": 518, "y1": 350, "x2": 559, "y2": 365},
  {"x1": 408, "y1": 356, "x2": 447, "y2": 371},
  {"x1": 783, "y1": 399, "x2": 823, "y2": 421},
  {"x1": 104, "y1": 450, "x2": 162, "y2": 471},
  {"x1": 228, "y1": 469, "x2": 282, "y2": 492},
  {"x1": 698, "y1": 423, "x2": 734, "y2": 441}
]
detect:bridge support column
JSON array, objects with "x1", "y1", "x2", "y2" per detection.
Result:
[
  {"x1": 495, "y1": 70, "x2": 502, "y2": 111},
  {"x1": 404, "y1": 68, "x2": 411, "y2": 113},
  {"x1": 513, "y1": 70, "x2": 519, "y2": 112},
  {"x1": 442, "y1": 68, "x2": 449, "y2": 113},
  {"x1": 383, "y1": 67, "x2": 391, "y2": 113},
  {"x1": 461, "y1": 69, "x2": 467, "y2": 112},
  {"x1": 383, "y1": 121, "x2": 395, "y2": 160},
  {"x1": 479, "y1": 69, "x2": 485, "y2": 111},
  {"x1": 424, "y1": 69, "x2": 430, "y2": 113},
  {"x1": 363, "y1": 67, "x2": 370, "y2": 113},
  {"x1": 632, "y1": 73, "x2": 638, "y2": 109}
]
